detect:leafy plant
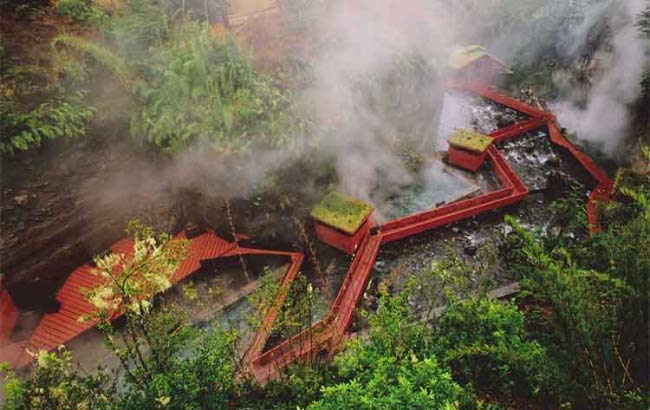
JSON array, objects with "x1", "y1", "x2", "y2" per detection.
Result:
[
  {"x1": 505, "y1": 182, "x2": 649, "y2": 409},
  {"x1": 434, "y1": 298, "x2": 558, "y2": 400},
  {"x1": 54, "y1": 0, "x2": 300, "y2": 154},
  {"x1": 54, "y1": 0, "x2": 106, "y2": 24},
  {"x1": 0, "y1": 94, "x2": 95, "y2": 155},
  {"x1": 83, "y1": 221, "x2": 242, "y2": 409},
  {"x1": 272, "y1": 275, "x2": 326, "y2": 341},
  {"x1": 0, "y1": 349, "x2": 115, "y2": 410},
  {"x1": 310, "y1": 292, "x2": 465, "y2": 410},
  {"x1": 130, "y1": 22, "x2": 296, "y2": 153},
  {"x1": 246, "y1": 267, "x2": 282, "y2": 328}
]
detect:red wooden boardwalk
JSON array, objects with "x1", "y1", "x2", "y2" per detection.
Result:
[
  {"x1": 0, "y1": 80, "x2": 613, "y2": 382},
  {"x1": 246, "y1": 232, "x2": 382, "y2": 383},
  {"x1": 0, "y1": 232, "x2": 303, "y2": 369},
  {"x1": 0, "y1": 289, "x2": 18, "y2": 347},
  {"x1": 243, "y1": 82, "x2": 613, "y2": 383}
]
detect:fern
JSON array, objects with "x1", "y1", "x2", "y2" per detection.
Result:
[
  {"x1": 50, "y1": 1, "x2": 298, "y2": 154},
  {"x1": 52, "y1": 34, "x2": 133, "y2": 88},
  {"x1": 0, "y1": 94, "x2": 95, "y2": 156},
  {"x1": 128, "y1": 22, "x2": 295, "y2": 153}
]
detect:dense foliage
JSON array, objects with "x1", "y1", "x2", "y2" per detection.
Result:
[
  {"x1": 54, "y1": 0, "x2": 106, "y2": 24},
  {"x1": 5, "y1": 155, "x2": 649, "y2": 409},
  {"x1": 53, "y1": 0, "x2": 299, "y2": 154},
  {"x1": 1, "y1": 0, "x2": 299, "y2": 157},
  {"x1": 0, "y1": 36, "x2": 96, "y2": 155},
  {"x1": 0, "y1": 94, "x2": 94, "y2": 155}
]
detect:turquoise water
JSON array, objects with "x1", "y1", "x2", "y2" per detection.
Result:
[
  {"x1": 373, "y1": 160, "x2": 478, "y2": 221},
  {"x1": 214, "y1": 297, "x2": 254, "y2": 339}
]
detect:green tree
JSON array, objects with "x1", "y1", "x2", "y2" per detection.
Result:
[
  {"x1": 434, "y1": 298, "x2": 558, "y2": 401},
  {"x1": 309, "y1": 293, "x2": 464, "y2": 410},
  {"x1": 53, "y1": 0, "x2": 300, "y2": 154},
  {"x1": 504, "y1": 165, "x2": 650, "y2": 409},
  {"x1": 1, "y1": 349, "x2": 115, "y2": 410}
]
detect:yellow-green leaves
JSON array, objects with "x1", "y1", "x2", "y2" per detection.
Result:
[{"x1": 84, "y1": 224, "x2": 189, "y2": 323}]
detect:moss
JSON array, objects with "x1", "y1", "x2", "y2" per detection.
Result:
[
  {"x1": 310, "y1": 191, "x2": 373, "y2": 234},
  {"x1": 447, "y1": 129, "x2": 494, "y2": 153},
  {"x1": 448, "y1": 45, "x2": 487, "y2": 69}
]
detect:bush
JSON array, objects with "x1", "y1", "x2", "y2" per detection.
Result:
[
  {"x1": 54, "y1": 2, "x2": 300, "y2": 154},
  {"x1": 505, "y1": 171, "x2": 650, "y2": 409},
  {"x1": 1, "y1": 349, "x2": 115, "y2": 410},
  {"x1": 130, "y1": 23, "x2": 296, "y2": 153},
  {"x1": 54, "y1": 0, "x2": 105, "y2": 24},
  {"x1": 309, "y1": 293, "x2": 465, "y2": 410},
  {"x1": 434, "y1": 298, "x2": 559, "y2": 401},
  {"x1": 309, "y1": 357, "x2": 464, "y2": 410},
  {"x1": 0, "y1": 94, "x2": 95, "y2": 155}
]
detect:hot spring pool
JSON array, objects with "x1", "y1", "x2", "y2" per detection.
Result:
[{"x1": 372, "y1": 160, "x2": 479, "y2": 221}]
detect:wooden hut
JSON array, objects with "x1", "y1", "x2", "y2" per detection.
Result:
[
  {"x1": 311, "y1": 191, "x2": 374, "y2": 254},
  {"x1": 447, "y1": 129, "x2": 494, "y2": 172},
  {"x1": 449, "y1": 45, "x2": 512, "y2": 87}
]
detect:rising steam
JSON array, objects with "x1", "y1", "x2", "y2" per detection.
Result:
[
  {"x1": 552, "y1": 0, "x2": 648, "y2": 155},
  {"x1": 82, "y1": 0, "x2": 648, "y2": 232},
  {"x1": 301, "y1": 0, "x2": 455, "y2": 205}
]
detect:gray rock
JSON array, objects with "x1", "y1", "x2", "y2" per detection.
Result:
[
  {"x1": 464, "y1": 245, "x2": 478, "y2": 256},
  {"x1": 12, "y1": 194, "x2": 30, "y2": 207},
  {"x1": 545, "y1": 155, "x2": 561, "y2": 167}
]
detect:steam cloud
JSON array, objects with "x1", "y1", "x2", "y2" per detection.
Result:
[
  {"x1": 86, "y1": 0, "x2": 462, "y2": 227},
  {"x1": 552, "y1": 0, "x2": 647, "y2": 155},
  {"x1": 83, "y1": 0, "x2": 648, "y2": 232},
  {"x1": 301, "y1": 0, "x2": 456, "y2": 207}
]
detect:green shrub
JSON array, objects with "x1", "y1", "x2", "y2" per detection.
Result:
[
  {"x1": 54, "y1": 3, "x2": 300, "y2": 154},
  {"x1": 505, "y1": 175, "x2": 650, "y2": 409},
  {"x1": 309, "y1": 357, "x2": 464, "y2": 410},
  {"x1": 130, "y1": 23, "x2": 296, "y2": 153},
  {"x1": 0, "y1": 94, "x2": 95, "y2": 155},
  {"x1": 310, "y1": 293, "x2": 464, "y2": 410},
  {"x1": 54, "y1": 0, "x2": 105, "y2": 24},
  {"x1": 434, "y1": 298, "x2": 559, "y2": 401},
  {"x1": 1, "y1": 349, "x2": 115, "y2": 410}
]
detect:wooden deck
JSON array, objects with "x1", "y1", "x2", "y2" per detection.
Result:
[
  {"x1": 0, "y1": 232, "x2": 302, "y2": 369},
  {"x1": 0, "y1": 81, "x2": 613, "y2": 382},
  {"x1": 243, "y1": 82, "x2": 613, "y2": 383}
]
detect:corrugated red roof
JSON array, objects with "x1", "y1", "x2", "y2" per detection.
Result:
[
  {"x1": 1, "y1": 231, "x2": 302, "y2": 369},
  {"x1": 0, "y1": 81, "x2": 612, "y2": 381}
]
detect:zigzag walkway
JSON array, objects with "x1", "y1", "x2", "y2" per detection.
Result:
[
  {"x1": 244, "y1": 83, "x2": 614, "y2": 383},
  {"x1": 0, "y1": 83, "x2": 613, "y2": 383}
]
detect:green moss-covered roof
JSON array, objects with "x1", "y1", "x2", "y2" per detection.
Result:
[
  {"x1": 310, "y1": 191, "x2": 374, "y2": 234},
  {"x1": 448, "y1": 129, "x2": 494, "y2": 153},
  {"x1": 449, "y1": 45, "x2": 487, "y2": 69},
  {"x1": 448, "y1": 45, "x2": 512, "y2": 73}
]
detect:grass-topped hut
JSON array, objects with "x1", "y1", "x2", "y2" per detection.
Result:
[
  {"x1": 311, "y1": 191, "x2": 374, "y2": 254},
  {"x1": 447, "y1": 129, "x2": 494, "y2": 172},
  {"x1": 448, "y1": 45, "x2": 512, "y2": 87}
]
